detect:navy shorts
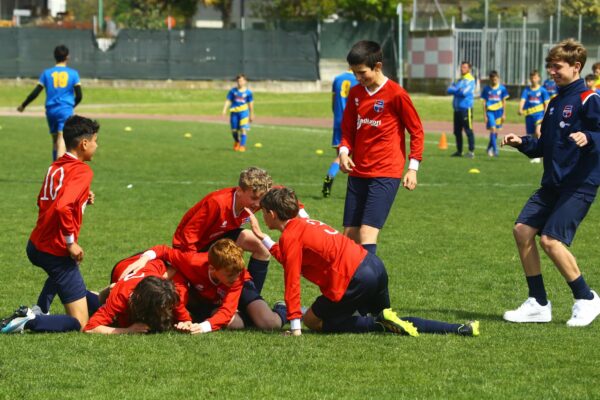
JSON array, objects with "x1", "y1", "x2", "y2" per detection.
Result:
[
  {"x1": 516, "y1": 187, "x2": 596, "y2": 246},
  {"x1": 311, "y1": 253, "x2": 390, "y2": 320},
  {"x1": 199, "y1": 228, "x2": 244, "y2": 252},
  {"x1": 186, "y1": 280, "x2": 263, "y2": 325},
  {"x1": 343, "y1": 176, "x2": 401, "y2": 229},
  {"x1": 26, "y1": 240, "x2": 87, "y2": 304},
  {"x1": 46, "y1": 107, "x2": 73, "y2": 134}
]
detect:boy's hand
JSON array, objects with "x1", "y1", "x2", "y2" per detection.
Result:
[
  {"x1": 501, "y1": 133, "x2": 522, "y2": 148},
  {"x1": 67, "y1": 242, "x2": 84, "y2": 262},
  {"x1": 87, "y1": 191, "x2": 95, "y2": 205},
  {"x1": 17, "y1": 105, "x2": 24, "y2": 112},
  {"x1": 175, "y1": 321, "x2": 202, "y2": 334},
  {"x1": 283, "y1": 329, "x2": 302, "y2": 337},
  {"x1": 244, "y1": 208, "x2": 265, "y2": 240},
  {"x1": 518, "y1": 109, "x2": 524, "y2": 116},
  {"x1": 339, "y1": 153, "x2": 355, "y2": 173},
  {"x1": 402, "y1": 169, "x2": 417, "y2": 191},
  {"x1": 126, "y1": 322, "x2": 150, "y2": 334},
  {"x1": 118, "y1": 255, "x2": 150, "y2": 280},
  {"x1": 569, "y1": 132, "x2": 588, "y2": 147}
]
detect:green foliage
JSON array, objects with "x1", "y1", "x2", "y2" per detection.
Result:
[
  {"x1": 540, "y1": 0, "x2": 600, "y2": 36},
  {"x1": 202, "y1": 0, "x2": 234, "y2": 28},
  {"x1": 112, "y1": 0, "x2": 198, "y2": 29}
]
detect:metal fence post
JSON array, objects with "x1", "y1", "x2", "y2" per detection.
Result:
[{"x1": 397, "y1": 3, "x2": 403, "y2": 86}]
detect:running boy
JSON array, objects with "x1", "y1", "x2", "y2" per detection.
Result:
[
  {"x1": 519, "y1": 70, "x2": 550, "y2": 164},
  {"x1": 246, "y1": 187, "x2": 479, "y2": 337},
  {"x1": 123, "y1": 239, "x2": 285, "y2": 333},
  {"x1": 338, "y1": 40, "x2": 424, "y2": 255},
  {"x1": 322, "y1": 69, "x2": 358, "y2": 198},
  {"x1": 502, "y1": 39, "x2": 600, "y2": 327},
  {"x1": 481, "y1": 70, "x2": 509, "y2": 157},
  {"x1": 222, "y1": 74, "x2": 254, "y2": 152},
  {"x1": 17, "y1": 45, "x2": 83, "y2": 160},
  {"x1": 1, "y1": 115, "x2": 99, "y2": 334}
]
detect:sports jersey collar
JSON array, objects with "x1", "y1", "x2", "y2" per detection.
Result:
[
  {"x1": 232, "y1": 189, "x2": 241, "y2": 218},
  {"x1": 557, "y1": 78, "x2": 585, "y2": 95},
  {"x1": 491, "y1": 84, "x2": 500, "y2": 89},
  {"x1": 55, "y1": 63, "x2": 67, "y2": 67},
  {"x1": 65, "y1": 152, "x2": 77, "y2": 159},
  {"x1": 364, "y1": 78, "x2": 388, "y2": 96},
  {"x1": 462, "y1": 73, "x2": 474, "y2": 81}
]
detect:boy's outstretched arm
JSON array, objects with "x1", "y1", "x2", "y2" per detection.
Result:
[
  {"x1": 501, "y1": 133, "x2": 523, "y2": 147},
  {"x1": 17, "y1": 84, "x2": 43, "y2": 112}
]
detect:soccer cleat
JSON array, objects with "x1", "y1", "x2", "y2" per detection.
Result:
[
  {"x1": 1, "y1": 306, "x2": 35, "y2": 334},
  {"x1": 31, "y1": 305, "x2": 49, "y2": 316},
  {"x1": 450, "y1": 151, "x2": 462, "y2": 157},
  {"x1": 376, "y1": 308, "x2": 419, "y2": 337},
  {"x1": 238, "y1": 146, "x2": 246, "y2": 152},
  {"x1": 567, "y1": 290, "x2": 600, "y2": 327},
  {"x1": 503, "y1": 297, "x2": 552, "y2": 323},
  {"x1": 233, "y1": 142, "x2": 240, "y2": 151},
  {"x1": 457, "y1": 320, "x2": 480, "y2": 336},
  {"x1": 530, "y1": 157, "x2": 541, "y2": 164},
  {"x1": 487, "y1": 149, "x2": 494, "y2": 157},
  {"x1": 465, "y1": 151, "x2": 475, "y2": 159},
  {"x1": 322, "y1": 176, "x2": 334, "y2": 198}
]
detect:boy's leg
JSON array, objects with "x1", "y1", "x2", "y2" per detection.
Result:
[
  {"x1": 357, "y1": 178, "x2": 401, "y2": 253},
  {"x1": 343, "y1": 176, "x2": 368, "y2": 244},
  {"x1": 401, "y1": 317, "x2": 478, "y2": 336},
  {"x1": 235, "y1": 229, "x2": 271, "y2": 294},
  {"x1": 36, "y1": 278, "x2": 58, "y2": 314},
  {"x1": 452, "y1": 110, "x2": 463, "y2": 155},
  {"x1": 463, "y1": 108, "x2": 475, "y2": 155},
  {"x1": 238, "y1": 280, "x2": 283, "y2": 330}
]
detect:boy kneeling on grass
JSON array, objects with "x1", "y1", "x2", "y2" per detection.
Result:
[{"x1": 246, "y1": 187, "x2": 479, "y2": 337}]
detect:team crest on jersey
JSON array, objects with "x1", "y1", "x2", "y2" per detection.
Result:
[
  {"x1": 354, "y1": 98, "x2": 359, "y2": 106},
  {"x1": 374, "y1": 100, "x2": 384, "y2": 113},
  {"x1": 562, "y1": 105, "x2": 573, "y2": 118}
]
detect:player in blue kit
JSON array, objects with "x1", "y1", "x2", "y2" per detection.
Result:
[
  {"x1": 543, "y1": 66, "x2": 558, "y2": 99},
  {"x1": 519, "y1": 70, "x2": 550, "y2": 163},
  {"x1": 222, "y1": 74, "x2": 254, "y2": 152},
  {"x1": 322, "y1": 70, "x2": 358, "y2": 198},
  {"x1": 502, "y1": 39, "x2": 600, "y2": 327},
  {"x1": 481, "y1": 71, "x2": 509, "y2": 157},
  {"x1": 17, "y1": 45, "x2": 82, "y2": 160},
  {"x1": 447, "y1": 61, "x2": 476, "y2": 158}
]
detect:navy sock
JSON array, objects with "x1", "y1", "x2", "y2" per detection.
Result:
[
  {"x1": 402, "y1": 316, "x2": 461, "y2": 334},
  {"x1": 568, "y1": 275, "x2": 594, "y2": 300},
  {"x1": 526, "y1": 274, "x2": 548, "y2": 305},
  {"x1": 362, "y1": 244, "x2": 377, "y2": 254},
  {"x1": 86, "y1": 291, "x2": 101, "y2": 316},
  {"x1": 247, "y1": 258, "x2": 269, "y2": 294},
  {"x1": 272, "y1": 303, "x2": 287, "y2": 327},
  {"x1": 52, "y1": 150, "x2": 57, "y2": 161},
  {"x1": 322, "y1": 315, "x2": 380, "y2": 333},
  {"x1": 25, "y1": 314, "x2": 81, "y2": 333},
  {"x1": 232, "y1": 132, "x2": 239, "y2": 142},
  {"x1": 36, "y1": 278, "x2": 58, "y2": 314}
]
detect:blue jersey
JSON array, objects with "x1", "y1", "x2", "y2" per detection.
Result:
[
  {"x1": 38, "y1": 64, "x2": 81, "y2": 110},
  {"x1": 332, "y1": 71, "x2": 358, "y2": 128},
  {"x1": 447, "y1": 73, "x2": 475, "y2": 110},
  {"x1": 227, "y1": 88, "x2": 253, "y2": 114},
  {"x1": 521, "y1": 86, "x2": 550, "y2": 116},
  {"x1": 481, "y1": 84, "x2": 509, "y2": 111},
  {"x1": 543, "y1": 78, "x2": 558, "y2": 99}
]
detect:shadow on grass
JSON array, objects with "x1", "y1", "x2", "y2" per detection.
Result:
[{"x1": 402, "y1": 308, "x2": 504, "y2": 322}]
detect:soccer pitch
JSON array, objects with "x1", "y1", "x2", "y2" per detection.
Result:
[{"x1": 1, "y1": 99, "x2": 599, "y2": 399}]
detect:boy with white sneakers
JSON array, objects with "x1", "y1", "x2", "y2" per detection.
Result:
[{"x1": 502, "y1": 39, "x2": 600, "y2": 327}]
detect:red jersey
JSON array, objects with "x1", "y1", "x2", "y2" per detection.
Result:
[
  {"x1": 149, "y1": 245, "x2": 252, "y2": 332},
  {"x1": 29, "y1": 153, "x2": 93, "y2": 257},
  {"x1": 269, "y1": 218, "x2": 367, "y2": 321},
  {"x1": 84, "y1": 256, "x2": 191, "y2": 331},
  {"x1": 340, "y1": 79, "x2": 424, "y2": 178},
  {"x1": 172, "y1": 187, "x2": 252, "y2": 252}
]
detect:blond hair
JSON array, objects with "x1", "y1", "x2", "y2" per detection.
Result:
[
  {"x1": 238, "y1": 167, "x2": 272, "y2": 194},
  {"x1": 546, "y1": 38, "x2": 587, "y2": 69},
  {"x1": 208, "y1": 239, "x2": 245, "y2": 274}
]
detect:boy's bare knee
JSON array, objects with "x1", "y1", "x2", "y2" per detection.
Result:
[
  {"x1": 540, "y1": 235, "x2": 560, "y2": 253},
  {"x1": 303, "y1": 308, "x2": 323, "y2": 332}
]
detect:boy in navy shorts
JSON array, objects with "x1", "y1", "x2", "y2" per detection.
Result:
[
  {"x1": 502, "y1": 39, "x2": 600, "y2": 327},
  {"x1": 246, "y1": 187, "x2": 479, "y2": 337},
  {"x1": 1, "y1": 116, "x2": 100, "y2": 333},
  {"x1": 338, "y1": 41, "x2": 424, "y2": 255}
]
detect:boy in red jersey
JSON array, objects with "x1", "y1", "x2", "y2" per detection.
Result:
[
  {"x1": 338, "y1": 41, "x2": 424, "y2": 255},
  {"x1": 85, "y1": 255, "x2": 197, "y2": 334},
  {"x1": 247, "y1": 188, "x2": 479, "y2": 337},
  {"x1": 2, "y1": 116, "x2": 100, "y2": 334},
  {"x1": 123, "y1": 239, "x2": 285, "y2": 333},
  {"x1": 173, "y1": 167, "x2": 277, "y2": 294}
]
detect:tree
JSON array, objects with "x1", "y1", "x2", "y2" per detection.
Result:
[
  {"x1": 112, "y1": 0, "x2": 198, "y2": 29},
  {"x1": 202, "y1": 0, "x2": 235, "y2": 28},
  {"x1": 540, "y1": 0, "x2": 600, "y2": 38}
]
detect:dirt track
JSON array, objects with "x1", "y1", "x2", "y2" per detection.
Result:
[{"x1": 0, "y1": 109, "x2": 525, "y2": 137}]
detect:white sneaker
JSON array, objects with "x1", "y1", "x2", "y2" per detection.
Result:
[
  {"x1": 1, "y1": 306, "x2": 36, "y2": 333},
  {"x1": 567, "y1": 291, "x2": 600, "y2": 327},
  {"x1": 503, "y1": 297, "x2": 552, "y2": 323},
  {"x1": 530, "y1": 158, "x2": 541, "y2": 164}
]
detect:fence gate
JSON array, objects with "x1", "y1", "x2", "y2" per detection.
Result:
[{"x1": 453, "y1": 27, "x2": 540, "y2": 86}]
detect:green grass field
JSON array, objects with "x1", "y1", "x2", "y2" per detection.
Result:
[
  {"x1": 1, "y1": 92, "x2": 599, "y2": 399},
  {"x1": 0, "y1": 85, "x2": 524, "y2": 123}
]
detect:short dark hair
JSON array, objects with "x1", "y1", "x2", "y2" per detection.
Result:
[
  {"x1": 347, "y1": 40, "x2": 382, "y2": 69},
  {"x1": 260, "y1": 187, "x2": 299, "y2": 221},
  {"x1": 530, "y1": 69, "x2": 540, "y2": 77},
  {"x1": 489, "y1": 70, "x2": 499, "y2": 79},
  {"x1": 54, "y1": 45, "x2": 69, "y2": 62},
  {"x1": 585, "y1": 73, "x2": 596, "y2": 82},
  {"x1": 236, "y1": 74, "x2": 247, "y2": 80},
  {"x1": 593, "y1": 62, "x2": 600, "y2": 72},
  {"x1": 129, "y1": 276, "x2": 179, "y2": 333},
  {"x1": 63, "y1": 115, "x2": 99, "y2": 150},
  {"x1": 461, "y1": 61, "x2": 472, "y2": 69}
]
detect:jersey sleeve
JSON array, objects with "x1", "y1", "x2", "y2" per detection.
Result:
[
  {"x1": 247, "y1": 90, "x2": 253, "y2": 103},
  {"x1": 226, "y1": 89, "x2": 234, "y2": 101},
  {"x1": 84, "y1": 290, "x2": 127, "y2": 331},
  {"x1": 480, "y1": 87, "x2": 488, "y2": 101},
  {"x1": 502, "y1": 86, "x2": 509, "y2": 100},
  {"x1": 206, "y1": 277, "x2": 244, "y2": 331},
  {"x1": 176, "y1": 198, "x2": 217, "y2": 252},
  {"x1": 171, "y1": 272, "x2": 192, "y2": 323},
  {"x1": 521, "y1": 89, "x2": 528, "y2": 100},
  {"x1": 542, "y1": 88, "x2": 550, "y2": 103},
  {"x1": 339, "y1": 88, "x2": 358, "y2": 153},
  {"x1": 280, "y1": 235, "x2": 304, "y2": 321},
  {"x1": 397, "y1": 89, "x2": 425, "y2": 162},
  {"x1": 73, "y1": 70, "x2": 81, "y2": 86},
  {"x1": 57, "y1": 167, "x2": 93, "y2": 241}
]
